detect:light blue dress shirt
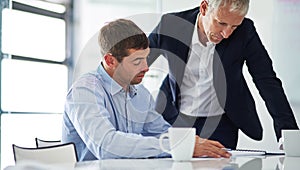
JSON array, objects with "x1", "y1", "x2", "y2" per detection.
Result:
[{"x1": 62, "y1": 64, "x2": 171, "y2": 161}]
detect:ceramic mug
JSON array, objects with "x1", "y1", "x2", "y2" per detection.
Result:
[
  {"x1": 282, "y1": 129, "x2": 300, "y2": 157},
  {"x1": 159, "y1": 127, "x2": 195, "y2": 161}
]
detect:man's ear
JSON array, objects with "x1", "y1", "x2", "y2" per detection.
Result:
[
  {"x1": 104, "y1": 53, "x2": 116, "y2": 68},
  {"x1": 200, "y1": 0, "x2": 208, "y2": 16}
]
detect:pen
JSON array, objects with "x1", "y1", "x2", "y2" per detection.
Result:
[{"x1": 223, "y1": 148, "x2": 232, "y2": 151}]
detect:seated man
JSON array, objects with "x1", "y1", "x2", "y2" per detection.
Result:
[{"x1": 62, "y1": 19, "x2": 230, "y2": 161}]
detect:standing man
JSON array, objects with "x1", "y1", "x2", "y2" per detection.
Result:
[
  {"x1": 148, "y1": 0, "x2": 298, "y2": 149},
  {"x1": 62, "y1": 19, "x2": 230, "y2": 161}
]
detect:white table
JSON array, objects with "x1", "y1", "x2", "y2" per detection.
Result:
[
  {"x1": 74, "y1": 156, "x2": 285, "y2": 170},
  {"x1": 5, "y1": 155, "x2": 300, "y2": 170}
]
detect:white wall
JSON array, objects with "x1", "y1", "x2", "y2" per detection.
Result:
[{"x1": 161, "y1": 0, "x2": 200, "y2": 12}]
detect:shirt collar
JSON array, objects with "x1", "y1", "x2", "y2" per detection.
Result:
[
  {"x1": 191, "y1": 13, "x2": 201, "y2": 45},
  {"x1": 192, "y1": 13, "x2": 214, "y2": 48},
  {"x1": 97, "y1": 63, "x2": 137, "y2": 97}
]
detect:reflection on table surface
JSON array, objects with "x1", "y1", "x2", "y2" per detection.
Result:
[
  {"x1": 75, "y1": 157, "x2": 261, "y2": 170},
  {"x1": 4, "y1": 156, "x2": 300, "y2": 170}
]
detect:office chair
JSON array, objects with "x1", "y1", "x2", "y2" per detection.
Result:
[
  {"x1": 35, "y1": 137, "x2": 61, "y2": 148},
  {"x1": 12, "y1": 143, "x2": 78, "y2": 165}
]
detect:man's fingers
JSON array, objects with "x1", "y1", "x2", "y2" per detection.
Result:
[
  {"x1": 210, "y1": 140, "x2": 225, "y2": 148},
  {"x1": 194, "y1": 138, "x2": 231, "y2": 158},
  {"x1": 205, "y1": 144, "x2": 231, "y2": 158},
  {"x1": 201, "y1": 139, "x2": 225, "y2": 148},
  {"x1": 202, "y1": 150, "x2": 222, "y2": 158},
  {"x1": 194, "y1": 146, "x2": 230, "y2": 158}
]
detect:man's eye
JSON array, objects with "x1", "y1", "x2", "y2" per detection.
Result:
[
  {"x1": 133, "y1": 60, "x2": 141, "y2": 65},
  {"x1": 218, "y1": 22, "x2": 227, "y2": 26}
]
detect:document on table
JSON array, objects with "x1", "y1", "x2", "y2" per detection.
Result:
[{"x1": 227, "y1": 149, "x2": 284, "y2": 157}]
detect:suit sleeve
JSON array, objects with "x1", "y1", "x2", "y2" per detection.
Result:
[
  {"x1": 243, "y1": 20, "x2": 299, "y2": 140},
  {"x1": 147, "y1": 17, "x2": 163, "y2": 66}
]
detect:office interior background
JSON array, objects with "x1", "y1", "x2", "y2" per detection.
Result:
[{"x1": 0, "y1": 0, "x2": 299, "y2": 168}]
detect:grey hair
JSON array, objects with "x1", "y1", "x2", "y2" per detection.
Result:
[{"x1": 207, "y1": 0, "x2": 249, "y2": 16}]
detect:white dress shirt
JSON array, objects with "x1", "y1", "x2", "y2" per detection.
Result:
[{"x1": 179, "y1": 14, "x2": 224, "y2": 117}]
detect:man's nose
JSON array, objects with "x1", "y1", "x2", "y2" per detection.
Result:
[
  {"x1": 221, "y1": 27, "x2": 233, "y2": 39},
  {"x1": 141, "y1": 60, "x2": 149, "y2": 72}
]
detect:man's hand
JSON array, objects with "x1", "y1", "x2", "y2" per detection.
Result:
[{"x1": 193, "y1": 135, "x2": 231, "y2": 158}]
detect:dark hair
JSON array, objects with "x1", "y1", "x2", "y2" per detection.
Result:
[{"x1": 98, "y1": 19, "x2": 149, "y2": 62}]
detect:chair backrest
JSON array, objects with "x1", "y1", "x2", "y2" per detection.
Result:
[
  {"x1": 35, "y1": 137, "x2": 61, "y2": 148},
  {"x1": 13, "y1": 143, "x2": 78, "y2": 165}
]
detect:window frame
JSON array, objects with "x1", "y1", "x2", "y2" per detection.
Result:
[
  {"x1": 0, "y1": 0, "x2": 73, "y2": 166},
  {"x1": 0, "y1": 0, "x2": 74, "y2": 114}
]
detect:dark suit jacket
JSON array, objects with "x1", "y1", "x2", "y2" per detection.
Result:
[{"x1": 148, "y1": 7, "x2": 298, "y2": 141}]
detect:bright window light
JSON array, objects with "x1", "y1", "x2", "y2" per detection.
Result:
[
  {"x1": 13, "y1": 0, "x2": 66, "y2": 13},
  {"x1": 1, "y1": 8, "x2": 66, "y2": 61},
  {"x1": 1, "y1": 59, "x2": 68, "y2": 113}
]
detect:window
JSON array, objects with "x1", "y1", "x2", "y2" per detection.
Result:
[
  {"x1": 1, "y1": 59, "x2": 68, "y2": 112},
  {"x1": 1, "y1": 1, "x2": 70, "y2": 113},
  {"x1": 0, "y1": 0, "x2": 73, "y2": 168},
  {"x1": 2, "y1": 8, "x2": 66, "y2": 61}
]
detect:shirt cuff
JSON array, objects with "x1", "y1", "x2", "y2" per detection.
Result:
[{"x1": 278, "y1": 137, "x2": 283, "y2": 150}]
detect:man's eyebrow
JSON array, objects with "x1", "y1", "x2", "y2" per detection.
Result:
[
  {"x1": 215, "y1": 17, "x2": 226, "y2": 24},
  {"x1": 215, "y1": 17, "x2": 241, "y2": 27},
  {"x1": 131, "y1": 57, "x2": 145, "y2": 62},
  {"x1": 133, "y1": 55, "x2": 148, "y2": 60}
]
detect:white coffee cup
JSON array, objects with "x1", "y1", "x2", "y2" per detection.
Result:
[
  {"x1": 282, "y1": 129, "x2": 300, "y2": 157},
  {"x1": 159, "y1": 127, "x2": 196, "y2": 161},
  {"x1": 283, "y1": 157, "x2": 300, "y2": 170}
]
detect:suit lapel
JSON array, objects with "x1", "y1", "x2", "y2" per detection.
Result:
[{"x1": 215, "y1": 39, "x2": 230, "y2": 62}]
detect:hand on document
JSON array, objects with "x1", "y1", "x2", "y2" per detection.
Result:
[{"x1": 193, "y1": 136, "x2": 231, "y2": 158}]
